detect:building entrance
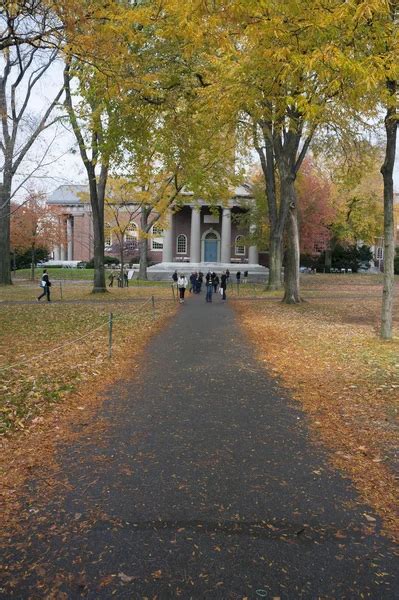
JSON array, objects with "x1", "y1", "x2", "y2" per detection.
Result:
[{"x1": 204, "y1": 232, "x2": 218, "y2": 262}]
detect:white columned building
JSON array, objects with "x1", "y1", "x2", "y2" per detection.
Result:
[
  {"x1": 67, "y1": 216, "x2": 74, "y2": 260},
  {"x1": 162, "y1": 210, "x2": 174, "y2": 262},
  {"x1": 190, "y1": 207, "x2": 201, "y2": 263},
  {"x1": 248, "y1": 224, "x2": 259, "y2": 264},
  {"x1": 220, "y1": 207, "x2": 232, "y2": 263}
]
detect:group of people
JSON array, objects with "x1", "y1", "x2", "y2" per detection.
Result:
[
  {"x1": 108, "y1": 272, "x2": 129, "y2": 287},
  {"x1": 172, "y1": 269, "x2": 235, "y2": 303}
]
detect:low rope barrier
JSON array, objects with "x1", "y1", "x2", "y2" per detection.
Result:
[{"x1": 0, "y1": 296, "x2": 156, "y2": 373}]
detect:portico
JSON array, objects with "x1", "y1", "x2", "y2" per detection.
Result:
[{"x1": 161, "y1": 203, "x2": 259, "y2": 265}]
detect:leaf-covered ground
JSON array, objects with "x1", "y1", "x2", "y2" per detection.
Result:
[
  {"x1": 233, "y1": 274, "x2": 399, "y2": 540},
  {"x1": 0, "y1": 283, "x2": 177, "y2": 435}
]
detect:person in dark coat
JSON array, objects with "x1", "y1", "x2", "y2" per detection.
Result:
[
  {"x1": 189, "y1": 272, "x2": 196, "y2": 293},
  {"x1": 220, "y1": 271, "x2": 227, "y2": 301},
  {"x1": 196, "y1": 271, "x2": 203, "y2": 293},
  {"x1": 37, "y1": 269, "x2": 51, "y2": 302},
  {"x1": 212, "y1": 272, "x2": 219, "y2": 293},
  {"x1": 205, "y1": 276, "x2": 213, "y2": 302}
]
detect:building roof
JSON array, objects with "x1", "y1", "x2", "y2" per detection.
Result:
[
  {"x1": 47, "y1": 185, "x2": 89, "y2": 205},
  {"x1": 47, "y1": 183, "x2": 253, "y2": 206}
]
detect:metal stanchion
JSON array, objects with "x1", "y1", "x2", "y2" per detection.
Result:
[{"x1": 59, "y1": 281, "x2": 63, "y2": 300}]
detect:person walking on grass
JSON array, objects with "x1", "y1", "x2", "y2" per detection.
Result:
[
  {"x1": 108, "y1": 273, "x2": 115, "y2": 287},
  {"x1": 177, "y1": 273, "x2": 188, "y2": 303},
  {"x1": 37, "y1": 269, "x2": 51, "y2": 302}
]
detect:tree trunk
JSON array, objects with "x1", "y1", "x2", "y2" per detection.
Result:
[
  {"x1": 139, "y1": 206, "x2": 149, "y2": 280},
  {"x1": 89, "y1": 176, "x2": 106, "y2": 293},
  {"x1": 0, "y1": 179, "x2": 12, "y2": 285},
  {"x1": 120, "y1": 236, "x2": 125, "y2": 287},
  {"x1": 268, "y1": 234, "x2": 283, "y2": 290},
  {"x1": 380, "y1": 80, "x2": 397, "y2": 340},
  {"x1": 282, "y1": 185, "x2": 302, "y2": 304}
]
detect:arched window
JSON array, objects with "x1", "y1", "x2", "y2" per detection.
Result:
[
  {"x1": 125, "y1": 223, "x2": 137, "y2": 250},
  {"x1": 176, "y1": 234, "x2": 187, "y2": 254},
  {"x1": 235, "y1": 235, "x2": 245, "y2": 255},
  {"x1": 104, "y1": 224, "x2": 112, "y2": 247},
  {"x1": 151, "y1": 225, "x2": 164, "y2": 250}
]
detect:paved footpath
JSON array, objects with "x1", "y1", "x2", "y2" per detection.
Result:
[{"x1": 2, "y1": 293, "x2": 398, "y2": 599}]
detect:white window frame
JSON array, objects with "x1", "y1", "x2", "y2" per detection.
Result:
[
  {"x1": 104, "y1": 224, "x2": 112, "y2": 248},
  {"x1": 125, "y1": 223, "x2": 138, "y2": 250},
  {"x1": 235, "y1": 235, "x2": 245, "y2": 255},
  {"x1": 151, "y1": 224, "x2": 164, "y2": 250},
  {"x1": 176, "y1": 233, "x2": 187, "y2": 254}
]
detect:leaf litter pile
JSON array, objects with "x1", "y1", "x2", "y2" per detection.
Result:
[
  {"x1": 234, "y1": 276, "x2": 398, "y2": 541},
  {"x1": 0, "y1": 291, "x2": 176, "y2": 545}
]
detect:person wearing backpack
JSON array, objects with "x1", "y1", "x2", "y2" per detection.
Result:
[{"x1": 37, "y1": 269, "x2": 51, "y2": 302}]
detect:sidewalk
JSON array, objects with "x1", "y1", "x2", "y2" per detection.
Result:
[{"x1": 1, "y1": 292, "x2": 398, "y2": 598}]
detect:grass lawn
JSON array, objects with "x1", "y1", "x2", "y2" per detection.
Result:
[
  {"x1": 1, "y1": 278, "x2": 175, "y2": 302},
  {"x1": 0, "y1": 290, "x2": 176, "y2": 435},
  {"x1": 233, "y1": 273, "x2": 399, "y2": 540}
]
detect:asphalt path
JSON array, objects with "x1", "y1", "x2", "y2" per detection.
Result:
[{"x1": 2, "y1": 290, "x2": 398, "y2": 599}]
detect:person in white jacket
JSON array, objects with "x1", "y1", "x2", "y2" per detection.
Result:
[{"x1": 177, "y1": 274, "x2": 188, "y2": 303}]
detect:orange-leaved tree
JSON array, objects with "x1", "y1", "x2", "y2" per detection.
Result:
[{"x1": 10, "y1": 191, "x2": 65, "y2": 280}]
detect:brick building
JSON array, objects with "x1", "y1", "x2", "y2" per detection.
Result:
[{"x1": 46, "y1": 184, "x2": 263, "y2": 267}]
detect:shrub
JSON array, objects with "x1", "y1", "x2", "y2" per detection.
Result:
[{"x1": 86, "y1": 256, "x2": 120, "y2": 268}]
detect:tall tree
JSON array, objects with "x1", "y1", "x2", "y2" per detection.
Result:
[
  {"x1": 10, "y1": 190, "x2": 64, "y2": 280},
  {"x1": 380, "y1": 1, "x2": 398, "y2": 339},
  {"x1": 0, "y1": 8, "x2": 64, "y2": 285},
  {"x1": 103, "y1": 178, "x2": 141, "y2": 284}
]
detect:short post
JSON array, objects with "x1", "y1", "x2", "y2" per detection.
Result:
[
  {"x1": 151, "y1": 295, "x2": 155, "y2": 315},
  {"x1": 59, "y1": 281, "x2": 63, "y2": 300},
  {"x1": 108, "y1": 312, "x2": 113, "y2": 359}
]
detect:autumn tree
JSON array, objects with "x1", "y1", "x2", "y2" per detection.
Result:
[
  {"x1": 103, "y1": 178, "x2": 141, "y2": 284},
  {"x1": 0, "y1": 3, "x2": 64, "y2": 285},
  {"x1": 296, "y1": 159, "x2": 335, "y2": 257},
  {"x1": 10, "y1": 191, "x2": 64, "y2": 280},
  {"x1": 119, "y1": 98, "x2": 236, "y2": 280}
]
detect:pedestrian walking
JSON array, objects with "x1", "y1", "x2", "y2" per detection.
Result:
[
  {"x1": 108, "y1": 273, "x2": 115, "y2": 287},
  {"x1": 212, "y1": 272, "x2": 219, "y2": 293},
  {"x1": 243, "y1": 270, "x2": 248, "y2": 284},
  {"x1": 124, "y1": 271, "x2": 129, "y2": 287},
  {"x1": 37, "y1": 269, "x2": 51, "y2": 302},
  {"x1": 196, "y1": 271, "x2": 203, "y2": 293},
  {"x1": 177, "y1": 273, "x2": 188, "y2": 303},
  {"x1": 225, "y1": 268, "x2": 230, "y2": 282},
  {"x1": 205, "y1": 277, "x2": 213, "y2": 302},
  {"x1": 172, "y1": 270, "x2": 178, "y2": 285},
  {"x1": 220, "y1": 271, "x2": 227, "y2": 301},
  {"x1": 189, "y1": 272, "x2": 196, "y2": 293}
]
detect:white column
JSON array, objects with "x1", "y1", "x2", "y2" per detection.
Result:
[
  {"x1": 67, "y1": 216, "x2": 73, "y2": 260},
  {"x1": 190, "y1": 207, "x2": 201, "y2": 263},
  {"x1": 221, "y1": 207, "x2": 231, "y2": 264},
  {"x1": 162, "y1": 210, "x2": 174, "y2": 263},
  {"x1": 53, "y1": 246, "x2": 60, "y2": 260},
  {"x1": 248, "y1": 224, "x2": 258, "y2": 264}
]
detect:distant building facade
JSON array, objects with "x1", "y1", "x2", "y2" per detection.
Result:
[{"x1": 46, "y1": 184, "x2": 261, "y2": 265}]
